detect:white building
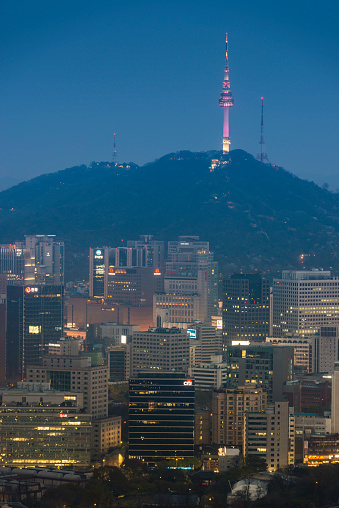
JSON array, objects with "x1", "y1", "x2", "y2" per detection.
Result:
[
  {"x1": 273, "y1": 270, "x2": 339, "y2": 337},
  {"x1": 189, "y1": 355, "x2": 227, "y2": 390}
]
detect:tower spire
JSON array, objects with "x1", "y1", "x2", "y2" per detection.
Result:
[
  {"x1": 257, "y1": 98, "x2": 269, "y2": 163},
  {"x1": 113, "y1": 132, "x2": 117, "y2": 163},
  {"x1": 219, "y1": 33, "x2": 234, "y2": 154}
]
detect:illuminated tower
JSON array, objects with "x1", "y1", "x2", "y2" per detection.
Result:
[{"x1": 219, "y1": 33, "x2": 234, "y2": 153}]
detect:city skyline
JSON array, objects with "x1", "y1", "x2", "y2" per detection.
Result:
[{"x1": 0, "y1": 0, "x2": 338, "y2": 188}]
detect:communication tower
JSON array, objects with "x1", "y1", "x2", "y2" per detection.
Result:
[
  {"x1": 219, "y1": 34, "x2": 234, "y2": 154},
  {"x1": 257, "y1": 98, "x2": 269, "y2": 163}
]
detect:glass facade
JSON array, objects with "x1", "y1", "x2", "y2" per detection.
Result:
[{"x1": 129, "y1": 372, "x2": 195, "y2": 462}]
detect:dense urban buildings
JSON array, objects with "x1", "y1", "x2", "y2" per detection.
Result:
[
  {"x1": 273, "y1": 270, "x2": 339, "y2": 337},
  {"x1": 222, "y1": 274, "x2": 270, "y2": 347},
  {"x1": 129, "y1": 372, "x2": 195, "y2": 462}
]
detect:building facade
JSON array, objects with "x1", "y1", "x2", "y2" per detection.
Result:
[
  {"x1": 223, "y1": 274, "x2": 270, "y2": 347},
  {"x1": 129, "y1": 372, "x2": 195, "y2": 462}
]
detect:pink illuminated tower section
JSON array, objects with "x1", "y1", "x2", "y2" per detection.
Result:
[{"x1": 219, "y1": 34, "x2": 234, "y2": 153}]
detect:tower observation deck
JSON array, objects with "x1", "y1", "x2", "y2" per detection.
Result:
[{"x1": 219, "y1": 34, "x2": 234, "y2": 154}]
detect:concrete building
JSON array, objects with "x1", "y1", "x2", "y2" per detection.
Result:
[
  {"x1": 107, "y1": 266, "x2": 163, "y2": 306},
  {"x1": 212, "y1": 385, "x2": 267, "y2": 447},
  {"x1": 26, "y1": 355, "x2": 120, "y2": 455},
  {"x1": 87, "y1": 322, "x2": 140, "y2": 348},
  {"x1": 129, "y1": 372, "x2": 195, "y2": 462},
  {"x1": 154, "y1": 237, "x2": 219, "y2": 326},
  {"x1": 226, "y1": 344, "x2": 294, "y2": 403},
  {"x1": 0, "y1": 382, "x2": 91, "y2": 469},
  {"x1": 131, "y1": 327, "x2": 190, "y2": 377},
  {"x1": 189, "y1": 355, "x2": 227, "y2": 390},
  {"x1": 266, "y1": 336, "x2": 313, "y2": 374},
  {"x1": 107, "y1": 345, "x2": 131, "y2": 381},
  {"x1": 223, "y1": 274, "x2": 270, "y2": 347},
  {"x1": 332, "y1": 361, "x2": 339, "y2": 433},
  {"x1": 244, "y1": 402, "x2": 295, "y2": 471},
  {"x1": 195, "y1": 409, "x2": 211, "y2": 447},
  {"x1": 313, "y1": 326, "x2": 339, "y2": 374},
  {"x1": 188, "y1": 323, "x2": 223, "y2": 365},
  {"x1": 48, "y1": 337, "x2": 84, "y2": 356},
  {"x1": 272, "y1": 270, "x2": 339, "y2": 337},
  {"x1": 127, "y1": 235, "x2": 165, "y2": 270}
]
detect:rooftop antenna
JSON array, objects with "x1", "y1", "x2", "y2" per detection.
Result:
[
  {"x1": 257, "y1": 98, "x2": 269, "y2": 163},
  {"x1": 113, "y1": 132, "x2": 117, "y2": 163}
]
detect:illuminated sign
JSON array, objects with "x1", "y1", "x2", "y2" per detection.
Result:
[
  {"x1": 187, "y1": 329, "x2": 196, "y2": 339},
  {"x1": 216, "y1": 319, "x2": 222, "y2": 329},
  {"x1": 231, "y1": 340, "x2": 250, "y2": 346},
  {"x1": 121, "y1": 335, "x2": 127, "y2": 344},
  {"x1": 184, "y1": 380, "x2": 193, "y2": 386},
  {"x1": 154, "y1": 268, "x2": 161, "y2": 276},
  {"x1": 25, "y1": 287, "x2": 38, "y2": 294},
  {"x1": 59, "y1": 413, "x2": 68, "y2": 418},
  {"x1": 29, "y1": 326, "x2": 41, "y2": 334},
  {"x1": 96, "y1": 250, "x2": 102, "y2": 255}
]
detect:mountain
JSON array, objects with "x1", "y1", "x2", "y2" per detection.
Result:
[{"x1": 0, "y1": 149, "x2": 339, "y2": 280}]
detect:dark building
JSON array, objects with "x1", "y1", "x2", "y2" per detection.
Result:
[
  {"x1": 89, "y1": 248, "x2": 107, "y2": 298},
  {"x1": 107, "y1": 267, "x2": 163, "y2": 306},
  {"x1": 129, "y1": 372, "x2": 195, "y2": 462},
  {"x1": 6, "y1": 285, "x2": 63, "y2": 383},
  {"x1": 108, "y1": 346, "x2": 128, "y2": 381},
  {"x1": 226, "y1": 344, "x2": 294, "y2": 403},
  {"x1": 223, "y1": 274, "x2": 270, "y2": 347}
]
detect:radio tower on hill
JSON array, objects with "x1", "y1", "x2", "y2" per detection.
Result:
[
  {"x1": 257, "y1": 97, "x2": 269, "y2": 163},
  {"x1": 219, "y1": 33, "x2": 234, "y2": 154}
]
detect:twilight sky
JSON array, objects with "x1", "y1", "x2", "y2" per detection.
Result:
[{"x1": 0, "y1": 0, "x2": 338, "y2": 189}]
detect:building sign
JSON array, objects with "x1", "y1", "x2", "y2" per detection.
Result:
[
  {"x1": 187, "y1": 329, "x2": 196, "y2": 339},
  {"x1": 25, "y1": 287, "x2": 39, "y2": 294},
  {"x1": 184, "y1": 380, "x2": 193, "y2": 386}
]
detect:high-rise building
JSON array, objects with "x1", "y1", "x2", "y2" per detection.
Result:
[
  {"x1": 107, "y1": 266, "x2": 163, "y2": 306},
  {"x1": 189, "y1": 355, "x2": 227, "y2": 390},
  {"x1": 223, "y1": 274, "x2": 270, "y2": 347},
  {"x1": 189, "y1": 323, "x2": 223, "y2": 365},
  {"x1": 0, "y1": 235, "x2": 64, "y2": 286},
  {"x1": 130, "y1": 327, "x2": 189, "y2": 377},
  {"x1": 154, "y1": 237, "x2": 218, "y2": 326},
  {"x1": 6, "y1": 284, "x2": 64, "y2": 383},
  {"x1": 127, "y1": 235, "x2": 165, "y2": 270},
  {"x1": 266, "y1": 336, "x2": 313, "y2": 374},
  {"x1": 332, "y1": 361, "x2": 339, "y2": 434},
  {"x1": 89, "y1": 236, "x2": 164, "y2": 299},
  {"x1": 244, "y1": 402, "x2": 295, "y2": 472},
  {"x1": 313, "y1": 326, "x2": 339, "y2": 374},
  {"x1": 226, "y1": 344, "x2": 294, "y2": 403},
  {"x1": 26, "y1": 355, "x2": 121, "y2": 454},
  {"x1": 212, "y1": 385, "x2": 267, "y2": 447},
  {"x1": 272, "y1": 270, "x2": 339, "y2": 337},
  {"x1": 129, "y1": 372, "x2": 195, "y2": 462}
]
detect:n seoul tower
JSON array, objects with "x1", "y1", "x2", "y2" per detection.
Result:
[{"x1": 219, "y1": 34, "x2": 234, "y2": 153}]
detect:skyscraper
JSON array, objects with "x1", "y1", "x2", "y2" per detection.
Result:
[
  {"x1": 6, "y1": 284, "x2": 64, "y2": 383},
  {"x1": 272, "y1": 270, "x2": 339, "y2": 337},
  {"x1": 223, "y1": 274, "x2": 270, "y2": 347},
  {"x1": 129, "y1": 372, "x2": 195, "y2": 462}
]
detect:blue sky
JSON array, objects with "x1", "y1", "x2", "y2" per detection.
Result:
[{"x1": 0, "y1": 0, "x2": 338, "y2": 188}]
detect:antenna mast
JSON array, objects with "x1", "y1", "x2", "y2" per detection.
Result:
[
  {"x1": 113, "y1": 133, "x2": 117, "y2": 163},
  {"x1": 257, "y1": 98, "x2": 269, "y2": 163}
]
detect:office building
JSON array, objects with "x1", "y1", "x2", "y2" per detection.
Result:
[
  {"x1": 89, "y1": 247, "x2": 108, "y2": 298},
  {"x1": 244, "y1": 402, "x2": 295, "y2": 472},
  {"x1": 313, "y1": 326, "x2": 339, "y2": 374},
  {"x1": 212, "y1": 385, "x2": 267, "y2": 447},
  {"x1": 127, "y1": 235, "x2": 165, "y2": 270},
  {"x1": 195, "y1": 409, "x2": 211, "y2": 446},
  {"x1": 107, "y1": 266, "x2": 163, "y2": 306},
  {"x1": 26, "y1": 355, "x2": 121, "y2": 454},
  {"x1": 130, "y1": 327, "x2": 190, "y2": 377},
  {"x1": 189, "y1": 355, "x2": 227, "y2": 390},
  {"x1": 0, "y1": 382, "x2": 91, "y2": 469},
  {"x1": 272, "y1": 270, "x2": 339, "y2": 337},
  {"x1": 188, "y1": 323, "x2": 223, "y2": 365},
  {"x1": 48, "y1": 337, "x2": 84, "y2": 356},
  {"x1": 107, "y1": 345, "x2": 131, "y2": 381},
  {"x1": 266, "y1": 336, "x2": 313, "y2": 374},
  {"x1": 6, "y1": 285, "x2": 64, "y2": 383},
  {"x1": 223, "y1": 274, "x2": 270, "y2": 347},
  {"x1": 154, "y1": 237, "x2": 218, "y2": 326},
  {"x1": 129, "y1": 372, "x2": 195, "y2": 462},
  {"x1": 0, "y1": 244, "x2": 26, "y2": 284},
  {"x1": 332, "y1": 361, "x2": 339, "y2": 433},
  {"x1": 25, "y1": 235, "x2": 64, "y2": 285},
  {"x1": 226, "y1": 344, "x2": 294, "y2": 403},
  {"x1": 87, "y1": 322, "x2": 140, "y2": 347}
]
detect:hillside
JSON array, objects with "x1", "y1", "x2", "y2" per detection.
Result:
[{"x1": 0, "y1": 149, "x2": 338, "y2": 280}]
